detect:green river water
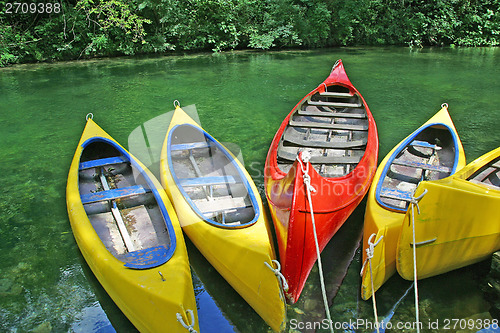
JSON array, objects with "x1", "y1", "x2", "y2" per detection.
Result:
[{"x1": 0, "y1": 47, "x2": 499, "y2": 332}]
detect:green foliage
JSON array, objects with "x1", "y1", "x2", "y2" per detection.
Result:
[{"x1": 1, "y1": 0, "x2": 500, "y2": 66}]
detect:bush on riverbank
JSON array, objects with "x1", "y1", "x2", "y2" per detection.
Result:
[{"x1": 1, "y1": 0, "x2": 499, "y2": 66}]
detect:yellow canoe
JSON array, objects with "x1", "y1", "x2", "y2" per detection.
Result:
[
  {"x1": 361, "y1": 104, "x2": 466, "y2": 300},
  {"x1": 66, "y1": 116, "x2": 199, "y2": 333},
  {"x1": 160, "y1": 105, "x2": 286, "y2": 332},
  {"x1": 397, "y1": 147, "x2": 500, "y2": 280}
]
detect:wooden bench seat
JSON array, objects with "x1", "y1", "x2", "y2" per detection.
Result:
[
  {"x1": 289, "y1": 119, "x2": 368, "y2": 131},
  {"x1": 170, "y1": 141, "x2": 211, "y2": 151},
  {"x1": 283, "y1": 129, "x2": 367, "y2": 149},
  {"x1": 178, "y1": 175, "x2": 236, "y2": 187},
  {"x1": 307, "y1": 100, "x2": 362, "y2": 108},
  {"x1": 81, "y1": 185, "x2": 151, "y2": 204},
  {"x1": 297, "y1": 108, "x2": 367, "y2": 119},
  {"x1": 410, "y1": 140, "x2": 442, "y2": 150},
  {"x1": 380, "y1": 187, "x2": 413, "y2": 202},
  {"x1": 79, "y1": 156, "x2": 127, "y2": 170},
  {"x1": 277, "y1": 145, "x2": 362, "y2": 164},
  {"x1": 391, "y1": 159, "x2": 451, "y2": 173}
]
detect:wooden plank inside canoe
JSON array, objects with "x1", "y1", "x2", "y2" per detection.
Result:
[
  {"x1": 379, "y1": 187, "x2": 413, "y2": 202},
  {"x1": 297, "y1": 108, "x2": 367, "y2": 119},
  {"x1": 277, "y1": 145, "x2": 362, "y2": 164},
  {"x1": 283, "y1": 129, "x2": 367, "y2": 149},
  {"x1": 289, "y1": 119, "x2": 368, "y2": 131},
  {"x1": 410, "y1": 140, "x2": 442, "y2": 150},
  {"x1": 79, "y1": 156, "x2": 127, "y2": 170},
  {"x1": 194, "y1": 196, "x2": 248, "y2": 214},
  {"x1": 391, "y1": 159, "x2": 451, "y2": 173},
  {"x1": 179, "y1": 175, "x2": 236, "y2": 187},
  {"x1": 81, "y1": 185, "x2": 151, "y2": 204},
  {"x1": 308, "y1": 100, "x2": 363, "y2": 108},
  {"x1": 170, "y1": 141, "x2": 211, "y2": 151},
  {"x1": 319, "y1": 91, "x2": 354, "y2": 98}
]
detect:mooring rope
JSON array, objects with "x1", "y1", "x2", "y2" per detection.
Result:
[
  {"x1": 360, "y1": 233, "x2": 384, "y2": 333},
  {"x1": 176, "y1": 309, "x2": 197, "y2": 333},
  {"x1": 265, "y1": 259, "x2": 289, "y2": 292},
  {"x1": 296, "y1": 151, "x2": 333, "y2": 333},
  {"x1": 409, "y1": 189, "x2": 428, "y2": 333}
]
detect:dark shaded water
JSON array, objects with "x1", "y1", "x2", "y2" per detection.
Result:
[{"x1": 0, "y1": 47, "x2": 499, "y2": 332}]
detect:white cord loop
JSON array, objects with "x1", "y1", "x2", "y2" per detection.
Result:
[
  {"x1": 174, "y1": 99, "x2": 181, "y2": 108},
  {"x1": 296, "y1": 151, "x2": 333, "y2": 333},
  {"x1": 410, "y1": 188, "x2": 428, "y2": 333},
  {"x1": 360, "y1": 233, "x2": 384, "y2": 277},
  {"x1": 86, "y1": 113, "x2": 93, "y2": 121},
  {"x1": 360, "y1": 233, "x2": 384, "y2": 333},
  {"x1": 265, "y1": 260, "x2": 289, "y2": 292},
  {"x1": 176, "y1": 309, "x2": 197, "y2": 333}
]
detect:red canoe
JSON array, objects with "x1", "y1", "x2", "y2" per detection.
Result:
[{"x1": 264, "y1": 60, "x2": 379, "y2": 303}]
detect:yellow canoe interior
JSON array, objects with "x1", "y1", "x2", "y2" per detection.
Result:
[
  {"x1": 361, "y1": 105, "x2": 466, "y2": 300},
  {"x1": 66, "y1": 118, "x2": 198, "y2": 333},
  {"x1": 160, "y1": 106, "x2": 286, "y2": 331},
  {"x1": 397, "y1": 147, "x2": 500, "y2": 280}
]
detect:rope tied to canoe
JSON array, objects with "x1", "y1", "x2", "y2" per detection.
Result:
[
  {"x1": 296, "y1": 151, "x2": 333, "y2": 333},
  {"x1": 176, "y1": 309, "x2": 197, "y2": 333},
  {"x1": 265, "y1": 259, "x2": 289, "y2": 292},
  {"x1": 360, "y1": 233, "x2": 384, "y2": 333},
  {"x1": 409, "y1": 189, "x2": 428, "y2": 333}
]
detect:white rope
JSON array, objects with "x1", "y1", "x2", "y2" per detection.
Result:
[
  {"x1": 176, "y1": 309, "x2": 197, "y2": 333},
  {"x1": 409, "y1": 189, "x2": 428, "y2": 333},
  {"x1": 265, "y1": 259, "x2": 289, "y2": 292},
  {"x1": 296, "y1": 151, "x2": 333, "y2": 333},
  {"x1": 360, "y1": 233, "x2": 383, "y2": 333}
]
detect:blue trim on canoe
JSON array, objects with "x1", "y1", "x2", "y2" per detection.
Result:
[
  {"x1": 167, "y1": 124, "x2": 259, "y2": 228},
  {"x1": 81, "y1": 185, "x2": 151, "y2": 204},
  {"x1": 179, "y1": 175, "x2": 236, "y2": 187},
  {"x1": 80, "y1": 137, "x2": 177, "y2": 269},
  {"x1": 123, "y1": 245, "x2": 170, "y2": 269},
  {"x1": 375, "y1": 122, "x2": 461, "y2": 212},
  {"x1": 79, "y1": 156, "x2": 127, "y2": 170}
]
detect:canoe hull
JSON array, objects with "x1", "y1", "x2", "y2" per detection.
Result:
[
  {"x1": 361, "y1": 106, "x2": 466, "y2": 300},
  {"x1": 67, "y1": 119, "x2": 198, "y2": 333},
  {"x1": 265, "y1": 60, "x2": 378, "y2": 303},
  {"x1": 397, "y1": 147, "x2": 500, "y2": 280},
  {"x1": 160, "y1": 107, "x2": 286, "y2": 332}
]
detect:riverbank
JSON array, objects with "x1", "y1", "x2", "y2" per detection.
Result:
[{"x1": 2, "y1": 0, "x2": 500, "y2": 67}]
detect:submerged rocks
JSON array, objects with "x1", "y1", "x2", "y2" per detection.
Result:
[{"x1": 484, "y1": 251, "x2": 500, "y2": 318}]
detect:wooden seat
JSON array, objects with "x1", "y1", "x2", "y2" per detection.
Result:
[
  {"x1": 379, "y1": 187, "x2": 413, "y2": 202},
  {"x1": 277, "y1": 145, "x2": 362, "y2": 164},
  {"x1": 391, "y1": 159, "x2": 451, "y2": 173},
  {"x1": 308, "y1": 100, "x2": 362, "y2": 108},
  {"x1": 289, "y1": 119, "x2": 368, "y2": 131},
  {"x1": 283, "y1": 128, "x2": 367, "y2": 149},
  {"x1": 170, "y1": 141, "x2": 211, "y2": 151},
  {"x1": 179, "y1": 175, "x2": 236, "y2": 187},
  {"x1": 81, "y1": 185, "x2": 151, "y2": 204},
  {"x1": 79, "y1": 156, "x2": 127, "y2": 170},
  {"x1": 297, "y1": 108, "x2": 367, "y2": 119},
  {"x1": 319, "y1": 91, "x2": 354, "y2": 98},
  {"x1": 410, "y1": 140, "x2": 442, "y2": 150}
]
